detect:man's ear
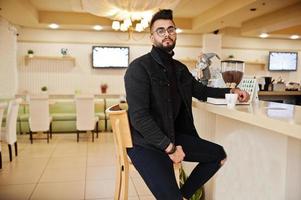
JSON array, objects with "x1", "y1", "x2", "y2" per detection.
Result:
[{"x1": 150, "y1": 34, "x2": 154, "y2": 44}]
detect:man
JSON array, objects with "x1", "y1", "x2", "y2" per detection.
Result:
[{"x1": 124, "y1": 9, "x2": 249, "y2": 200}]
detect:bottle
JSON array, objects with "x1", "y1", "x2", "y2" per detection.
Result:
[{"x1": 268, "y1": 83, "x2": 273, "y2": 91}]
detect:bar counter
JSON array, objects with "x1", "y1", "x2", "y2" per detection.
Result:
[{"x1": 190, "y1": 99, "x2": 301, "y2": 200}]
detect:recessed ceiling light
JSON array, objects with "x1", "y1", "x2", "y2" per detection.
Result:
[
  {"x1": 48, "y1": 23, "x2": 59, "y2": 29},
  {"x1": 259, "y1": 33, "x2": 269, "y2": 38},
  {"x1": 290, "y1": 35, "x2": 299, "y2": 40},
  {"x1": 176, "y1": 28, "x2": 182, "y2": 33},
  {"x1": 93, "y1": 25, "x2": 103, "y2": 31}
]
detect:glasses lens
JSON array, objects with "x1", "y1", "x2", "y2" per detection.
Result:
[
  {"x1": 167, "y1": 27, "x2": 176, "y2": 34},
  {"x1": 156, "y1": 28, "x2": 166, "y2": 37}
]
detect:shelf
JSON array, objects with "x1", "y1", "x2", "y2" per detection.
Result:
[
  {"x1": 25, "y1": 55, "x2": 76, "y2": 66},
  {"x1": 245, "y1": 61, "x2": 265, "y2": 66},
  {"x1": 258, "y1": 91, "x2": 301, "y2": 96}
]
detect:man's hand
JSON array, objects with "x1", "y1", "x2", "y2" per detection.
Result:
[
  {"x1": 230, "y1": 88, "x2": 250, "y2": 102},
  {"x1": 168, "y1": 145, "x2": 185, "y2": 164}
]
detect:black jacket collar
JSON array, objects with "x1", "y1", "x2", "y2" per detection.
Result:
[
  {"x1": 150, "y1": 46, "x2": 186, "y2": 83},
  {"x1": 150, "y1": 46, "x2": 173, "y2": 68}
]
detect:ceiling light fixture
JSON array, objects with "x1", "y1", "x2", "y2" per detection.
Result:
[
  {"x1": 93, "y1": 25, "x2": 103, "y2": 31},
  {"x1": 176, "y1": 28, "x2": 183, "y2": 33},
  {"x1": 48, "y1": 23, "x2": 59, "y2": 29},
  {"x1": 112, "y1": 12, "x2": 152, "y2": 32},
  {"x1": 81, "y1": 0, "x2": 180, "y2": 36},
  {"x1": 259, "y1": 33, "x2": 269, "y2": 38},
  {"x1": 290, "y1": 35, "x2": 299, "y2": 40}
]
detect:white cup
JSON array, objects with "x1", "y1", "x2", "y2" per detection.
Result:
[{"x1": 225, "y1": 93, "x2": 238, "y2": 109}]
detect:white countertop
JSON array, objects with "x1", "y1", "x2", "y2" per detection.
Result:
[{"x1": 192, "y1": 99, "x2": 301, "y2": 140}]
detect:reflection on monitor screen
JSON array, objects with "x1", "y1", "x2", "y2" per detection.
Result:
[
  {"x1": 268, "y1": 52, "x2": 298, "y2": 71},
  {"x1": 92, "y1": 46, "x2": 129, "y2": 68}
]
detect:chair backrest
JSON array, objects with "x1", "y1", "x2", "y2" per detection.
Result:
[
  {"x1": 0, "y1": 103, "x2": 7, "y2": 127},
  {"x1": 0, "y1": 102, "x2": 8, "y2": 144},
  {"x1": 29, "y1": 95, "x2": 50, "y2": 132},
  {"x1": 75, "y1": 94, "x2": 95, "y2": 131},
  {"x1": 4, "y1": 99, "x2": 21, "y2": 144},
  {"x1": 106, "y1": 104, "x2": 133, "y2": 166}
]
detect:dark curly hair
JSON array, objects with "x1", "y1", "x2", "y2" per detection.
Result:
[{"x1": 150, "y1": 9, "x2": 175, "y2": 30}]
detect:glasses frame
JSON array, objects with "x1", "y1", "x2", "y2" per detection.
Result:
[{"x1": 152, "y1": 26, "x2": 177, "y2": 37}]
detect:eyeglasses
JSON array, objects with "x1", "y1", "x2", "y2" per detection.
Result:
[{"x1": 152, "y1": 26, "x2": 177, "y2": 37}]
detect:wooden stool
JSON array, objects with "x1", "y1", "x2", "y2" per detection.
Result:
[{"x1": 106, "y1": 104, "x2": 182, "y2": 200}]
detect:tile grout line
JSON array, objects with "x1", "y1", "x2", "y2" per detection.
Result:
[
  {"x1": 130, "y1": 176, "x2": 141, "y2": 200},
  {"x1": 27, "y1": 136, "x2": 59, "y2": 200},
  {"x1": 84, "y1": 138, "x2": 89, "y2": 200},
  {"x1": 0, "y1": 136, "x2": 30, "y2": 171}
]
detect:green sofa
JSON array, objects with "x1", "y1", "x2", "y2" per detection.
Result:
[
  {"x1": 19, "y1": 99, "x2": 106, "y2": 133},
  {"x1": 1, "y1": 97, "x2": 120, "y2": 134}
]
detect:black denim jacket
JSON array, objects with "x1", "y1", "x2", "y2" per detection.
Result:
[{"x1": 124, "y1": 47, "x2": 230, "y2": 151}]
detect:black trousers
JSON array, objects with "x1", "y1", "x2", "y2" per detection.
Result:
[{"x1": 127, "y1": 134, "x2": 227, "y2": 200}]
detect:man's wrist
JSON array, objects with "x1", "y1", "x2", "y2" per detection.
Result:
[
  {"x1": 230, "y1": 88, "x2": 239, "y2": 93},
  {"x1": 165, "y1": 143, "x2": 176, "y2": 154}
]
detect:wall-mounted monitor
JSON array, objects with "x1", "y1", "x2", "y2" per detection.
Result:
[
  {"x1": 92, "y1": 46, "x2": 129, "y2": 68},
  {"x1": 268, "y1": 51, "x2": 298, "y2": 71}
]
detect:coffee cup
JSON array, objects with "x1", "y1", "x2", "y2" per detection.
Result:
[{"x1": 225, "y1": 93, "x2": 238, "y2": 109}]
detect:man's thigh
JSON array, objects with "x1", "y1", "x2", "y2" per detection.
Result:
[
  {"x1": 175, "y1": 134, "x2": 226, "y2": 163},
  {"x1": 127, "y1": 146, "x2": 182, "y2": 200}
]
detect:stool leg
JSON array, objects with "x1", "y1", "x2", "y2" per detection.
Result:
[
  {"x1": 30, "y1": 130, "x2": 33, "y2": 144},
  {"x1": 47, "y1": 131, "x2": 49, "y2": 143},
  {"x1": 50, "y1": 122, "x2": 52, "y2": 139},
  {"x1": 0, "y1": 152, "x2": 2, "y2": 169},
  {"x1": 120, "y1": 163, "x2": 130, "y2": 200},
  {"x1": 14, "y1": 142, "x2": 18, "y2": 156},
  {"x1": 96, "y1": 121, "x2": 99, "y2": 138},
  {"x1": 8, "y1": 144, "x2": 12, "y2": 162},
  {"x1": 114, "y1": 164, "x2": 122, "y2": 200}
]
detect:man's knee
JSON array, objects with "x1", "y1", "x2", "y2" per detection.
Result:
[
  {"x1": 218, "y1": 146, "x2": 227, "y2": 165},
  {"x1": 220, "y1": 157, "x2": 227, "y2": 166}
]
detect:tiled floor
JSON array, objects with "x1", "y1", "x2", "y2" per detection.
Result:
[{"x1": 0, "y1": 133, "x2": 155, "y2": 200}]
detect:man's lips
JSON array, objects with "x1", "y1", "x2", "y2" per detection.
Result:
[{"x1": 163, "y1": 38, "x2": 173, "y2": 43}]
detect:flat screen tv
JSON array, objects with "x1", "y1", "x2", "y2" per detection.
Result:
[
  {"x1": 92, "y1": 46, "x2": 129, "y2": 68},
  {"x1": 268, "y1": 51, "x2": 298, "y2": 71}
]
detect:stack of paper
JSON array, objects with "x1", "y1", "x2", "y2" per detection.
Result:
[
  {"x1": 207, "y1": 97, "x2": 227, "y2": 105},
  {"x1": 206, "y1": 97, "x2": 250, "y2": 105}
]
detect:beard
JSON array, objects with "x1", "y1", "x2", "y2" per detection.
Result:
[{"x1": 156, "y1": 37, "x2": 176, "y2": 53}]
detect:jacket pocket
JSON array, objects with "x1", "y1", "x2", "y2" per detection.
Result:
[{"x1": 150, "y1": 77, "x2": 169, "y2": 105}]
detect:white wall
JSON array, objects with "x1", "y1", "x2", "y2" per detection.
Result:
[
  {"x1": 222, "y1": 35, "x2": 301, "y2": 82},
  {"x1": 0, "y1": 17, "x2": 18, "y2": 98},
  {"x1": 17, "y1": 28, "x2": 202, "y2": 95},
  {"x1": 5, "y1": 27, "x2": 301, "y2": 96}
]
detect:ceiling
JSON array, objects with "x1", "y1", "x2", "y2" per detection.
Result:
[{"x1": 0, "y1": 0, "x2": 301, "y2": 39}]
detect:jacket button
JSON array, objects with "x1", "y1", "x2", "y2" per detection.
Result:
[
  {"x1": 167, "y1": 99, "x2": 171, "y2": 102},
  {"x1": 167, "y1": 83, "x2": 170, "y2": 86}
]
